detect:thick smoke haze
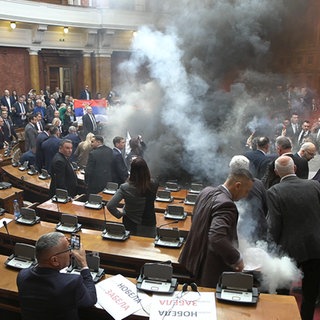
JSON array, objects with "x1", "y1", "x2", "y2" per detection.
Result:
[{"x1": 103, "y1": 0, "x2": 306, "y2": 185}]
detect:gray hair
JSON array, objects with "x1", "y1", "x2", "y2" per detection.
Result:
[
  {"x1": 35, "y1": 232, "x2": 65, "y2": 260},
  {"x1": 68, "y1": 126, "x2": 77, "y2": 133},
  {"x1": 229, "y1": 155, "x2": 250, "y2": 171},
  {"x1": 227, "y1": 168, "x2": 254, "y2": 182},
  {"x1": 276, "y1": 136, "x2": 292, "y2": 150}
]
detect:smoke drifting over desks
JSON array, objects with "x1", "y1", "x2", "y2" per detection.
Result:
[
  {"x1": 240, "y1": 240, "x2": 302, "y2": 293},
  {"x1": 104, "y1": 0, "x2": 306, "y2": 184}
]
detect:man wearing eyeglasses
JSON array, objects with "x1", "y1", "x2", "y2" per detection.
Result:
[{"x1": 16, "y1": 232, "x2": 97, "y2": 320}]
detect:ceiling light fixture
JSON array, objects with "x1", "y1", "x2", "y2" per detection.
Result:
[
  {"x1": 63, "y1": 26, "x2": 69, "y2": 34},
  {"x1": 10, "y1": 22, "x2": 16, "y2": 30}
]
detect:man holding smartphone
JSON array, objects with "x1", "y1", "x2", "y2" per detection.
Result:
[{"x1": 17, "y1": 232, "x2": 97, "y2": 320}]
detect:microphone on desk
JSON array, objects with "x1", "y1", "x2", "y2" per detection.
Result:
[
  {"x1": 102, "y1": 202, "x2": 107, "y2": 231},
  {"x1": 3, "y1": 221, "x2": 14, "y2": 246},
  {"x1": 157, "y1": 220, "x2": 179, "y2": 229}
]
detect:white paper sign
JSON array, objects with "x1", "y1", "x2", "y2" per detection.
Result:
[
  {"x1": 0, "y1": 217, "x2": 13, "y2": 229},
  {"x1": 96, "y1": 274, "x2": 151, "y2": 320},
  {"x1": 150, "y1": 291, "x2": 216, "y2": 320}
]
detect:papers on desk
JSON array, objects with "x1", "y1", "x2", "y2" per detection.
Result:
[
  {"x1": 0, "y1": 217, "x2": 13, "y2": 228},
  {"x1": 96, "y1": 274, "x2": 151, "y2": 320},
  {"x1": 149, "y1": 291, "x2": 216, "y2": 320}
]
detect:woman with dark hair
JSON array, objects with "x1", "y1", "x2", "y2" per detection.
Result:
[
  {"x1": 107, "y1": 157, "x2": 158, "y2": 237},
  {"x1": 125, "y1": 135, "x2": 146, "y2": 171}
]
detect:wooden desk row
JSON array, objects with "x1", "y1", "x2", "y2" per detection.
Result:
[
  {"x1": 0, "y1": 253, "x2": 302, "y2": 320},
  {"x1": 0, "y1": 213, "x2": 188, "y2": 281},
  {"x1": 35, "y1": 199, "x2": 192, "y2": 237},
  {"x1": 1, "y1": 165, "x2": 197, "y2": 215},
  {"x1": 1, "y1": 164, "x2": 51, "y2": 202}
]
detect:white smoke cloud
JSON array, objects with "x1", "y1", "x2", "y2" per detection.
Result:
[
  {"x1": 102, "y1": 0, "x2": 307, "y2": 184},
  {"x1": 240, "y1": 240, "x2": 302, "y2": 293}
]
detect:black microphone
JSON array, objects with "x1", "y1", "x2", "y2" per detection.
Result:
[
  {"x1": 3, "y1": 221, "x2": 14, "y2": 246},
  {"x1": 102, "y1": 202, "x2": 107, "y2": 231},
  {"x1": 157, "y1": 220, "x2": 179, "y2": 229}
]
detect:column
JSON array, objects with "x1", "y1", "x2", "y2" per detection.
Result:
[
  {"x1": 82, "y1": 51, "x2": 93, "y2": 92},
  {"x1": 94, "y1": 51, "x2": 112, "y2": 97},
  {"x1": 28, "y1": 48, "x2": 40, "y2": 93}
]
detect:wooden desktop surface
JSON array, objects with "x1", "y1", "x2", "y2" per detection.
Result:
[
  {"x1": 36, "y1": 199, "x2": 192, "y2": 235},
  {"x1": 0, "y1": 254, "x2": 301, "y2": 320},
  {"x1": 0, "y1": 164, "x2": 50, "y2": 201},
  {"x1": 100, "y1": 191, "x2": 195, "y2": 214},
  {"x1": 0, "y1": 214, "x2": 185, "y2": 279},
  {"x1": 0, "y1": 165, "x2": 196, "y2": 215},
  {"x1": 0, "y1": 148, "x2": 12, "y2": 167},
  {"x1": 0, "y1": 186, "x2": 23, "y2": 213}
]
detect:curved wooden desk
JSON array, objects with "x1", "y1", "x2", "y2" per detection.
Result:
[
  {"x1": 0, "y1": 165, "x2": 86, "y2": 202},
  {"x1": 0, "y1": 214, "x2": 187, "y2": 280},
  {"x1": 0, "y1": 253, "x2": 302, "y2": 320},
  {"x1": 0, "y1": 164, "x2": 50, "y2": 202},
  {"x1": 35, "y1": 199, "x2": 192, "y2": 237}
]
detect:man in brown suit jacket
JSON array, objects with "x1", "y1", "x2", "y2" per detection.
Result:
[{"x1": 179, "y1": 168, "x2": 254, "y2": 288}]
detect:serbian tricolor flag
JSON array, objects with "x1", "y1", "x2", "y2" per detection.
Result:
[{"x1": 74, "y1": 99, "x2": 108, "y2": 117}]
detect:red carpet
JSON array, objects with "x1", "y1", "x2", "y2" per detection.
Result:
[{"x1": 290, "y1": 281, "x2": 320, "y2": 320}]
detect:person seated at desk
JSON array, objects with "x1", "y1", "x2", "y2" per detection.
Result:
[
  {"x1": 107, "y1": 157, "x2": 158, "y2": 237},
  {"x1": 17, "y1": 232, "x2": 97, "y2": 320}
]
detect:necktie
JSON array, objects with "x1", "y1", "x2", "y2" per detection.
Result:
[
  {"x1": 20, "y1": 103, "x2": 26, "y2": 120},
  {"x1": 6, "y1": 97, "x2": 11, "y2": 112},
  {"x1": 5, "y1": 120, "x2": 11, "y2": 137},
  {"x1": 90, "y1": 114, "x2": 97, "y2": 131},
  {"x1": 37, "y1": 122, "x2": 43, "y2": 131}
]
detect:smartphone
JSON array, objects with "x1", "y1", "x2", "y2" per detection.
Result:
[{"x1": 70, "y1": 234, "x2": 80, "y2": 250}]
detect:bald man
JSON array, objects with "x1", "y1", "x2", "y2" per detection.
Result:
[{"x1": 267, "y1": 156, "x2": 320, "y2": 320}]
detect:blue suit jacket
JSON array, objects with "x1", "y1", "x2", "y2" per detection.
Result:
[
  {"x1": 17, "y1": 266, "x2": 97, "y2": 320},
  {"x1": 112, "y1": 148, "x2": 128, "y2": 185},
  {"x1": 41, "y1": 136, "x2": 62, "y2": 173}
]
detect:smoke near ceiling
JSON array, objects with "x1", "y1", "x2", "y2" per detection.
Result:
[{"x1": 104, "y1": 0, "x2": 307, "y2": 185}]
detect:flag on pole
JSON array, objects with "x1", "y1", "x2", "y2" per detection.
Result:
[{"x1": 125, "y1": 131, "x2": 131, "y2": 157}]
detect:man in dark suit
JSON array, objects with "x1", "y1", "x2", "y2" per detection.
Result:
[
  {"x1": 112, "y1": 136, "x2": 128, "y2": 185},
  {"x1": 295, "y1": 142, "x2": 316, "y2": 179},
  {"x1": 17, "y1": 231, "x2": 97, "y2": 320},
  {"x1": 284, "y1": 113, "x2": 300, "y2": 151},
  {"x1": 24, "y1": 114, "x2": 38, "y2": 152},
  {"x1": 82, "y1": 106, "x2": 98, "y2": 137},
  {"x1": 85, "y1": 135, "x2": 113, "y2": 194},
  {"x1": 79, "y1": 85, "x2": 91, "y2": 100},
  {"x1": 0, "y1": 117, "x2": 6, "y2": 149},
  {"x1": 35, "y1": 124, "x2": 52, "y2": 171},
  {"x1": 45, "y1": 98, "x2": 57, "y2": 124},
  {"x1": 297, "y1": 120, "x2": 312, "y2": 147},
  {"x1": 179, "y1": 168, "x2": 254, "y2": 288},
  {"x1": 1, "y1": 109, "x2": 17, "y2": 143},
  {"x1": 244, "y1": 136, "x2": 273, "y2": 179},
  {"x1": 12, "y1": 95, "x2": 27, "y2": 128},
  {"x1": 42, "y1": 126, "x2": 61, "y2": 173},
  {"x1": 0, "y1": 89, "x2": 15, "y2": 114},
  {"x1": 262, "y1": 136, "x2": 308, "y2": 188},
  {"x1": 267, "y1": 156, "x2": 320, "y2": 320},
  {"x1": 49, "y1": 139, "x2": 78, "y2": 197}
]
